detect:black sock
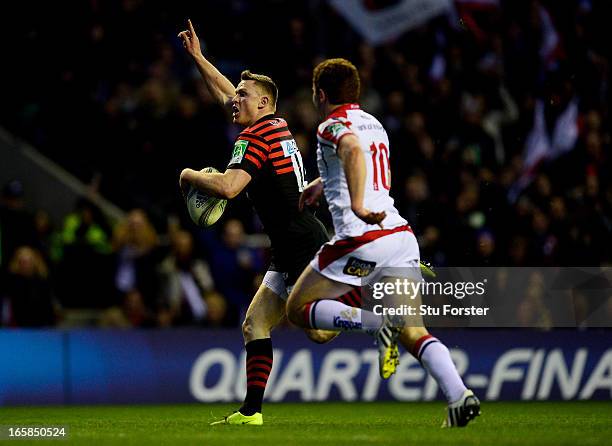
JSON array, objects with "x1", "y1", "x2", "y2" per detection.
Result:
[{"x1": 240, "y1": 338, "x2": 273, "y2": 415}]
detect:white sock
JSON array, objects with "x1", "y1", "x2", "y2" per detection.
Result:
[
  {"x1": 306, "y1": 300, "x2": 382, "y2": 335},
  {"x1": 414, "y1": 335, "x2": 467, "y2": 403}
]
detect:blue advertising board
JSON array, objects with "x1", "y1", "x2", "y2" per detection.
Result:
[{"x1": 0, "y1": 329, "x2": 610, "y2": 405}]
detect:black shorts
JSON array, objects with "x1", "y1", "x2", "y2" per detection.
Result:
[{"x1": 268, "y1": 216, "x2": 329, "y2": 287}]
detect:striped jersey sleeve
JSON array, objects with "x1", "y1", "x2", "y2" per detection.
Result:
[
  {"x1": 228, "y1": 117, "x2": 303, "y2": 178},
  {"x1": 227, "y1": 131, "x2": 271, "y2": 177},
  {"x1": 316, "y1": 118, "x2": 354, "y2": 150}
]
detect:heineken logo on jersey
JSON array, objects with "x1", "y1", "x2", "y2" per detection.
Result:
[
  {"x1": 343, "y1": 257, "x2": 377, "y2": 277},
  {"x1": 229, "y1": 140, "x2": 248, "y2": 165},
  {"x1": 281, "y1": 139, "x2": 298, "y2": 157},
  {"x1": 328, "y1": 123, "x2": 345, "y2": 137}
]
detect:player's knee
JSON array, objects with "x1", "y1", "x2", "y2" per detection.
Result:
[
  {"x1": 241, "y1": 317, "x2": 254, "y2": 340},
  {"x1": 242, "y1": 314, "x2": 262, "y2": 341},
  {"x1": 242, "y1": 312, "x2": 274, "y2": 342}
]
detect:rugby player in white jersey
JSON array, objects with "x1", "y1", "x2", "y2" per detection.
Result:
[{"x1": 286, "y1": 58, "x2": 480, "y2": 427}]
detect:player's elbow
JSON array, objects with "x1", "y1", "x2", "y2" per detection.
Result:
[
  {"x1": 225, "y1": 189, "x2": 240, "y2": 200},
  {"x1": 179, "y1": 168, "x2": 193, "y2": 189},
  {"x1": 220, "y1": 180, "x2": 241, "y2": 200},
  {"x1": 220, "y1": 170, "x2": 249, "y2": 200},
  {"x1": 218, "y1": 186, "x2": 236, "y2": 200},
  {"x1": 350, "y1": 204, "x2": 364, "y2": 215},
  {"x1": 179, "y1": 168, "x2": 190, "y2": 182}
]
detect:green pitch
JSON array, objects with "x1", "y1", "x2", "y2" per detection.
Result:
[{"x1": 0, "y1": 402, "x2": 610, "y2": 445}]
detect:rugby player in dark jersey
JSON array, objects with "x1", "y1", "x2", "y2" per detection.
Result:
[{"x1": 178, "y1": 20, "x2": 349, "y2": 426}]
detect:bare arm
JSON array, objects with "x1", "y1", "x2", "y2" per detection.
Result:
[
  {"x1": 180, "y1": 168, "x2": 251, "y2": 200},
  {"x1": 298, "y1": 177, "x2": 323, "y2": 211},
  {"x1": 337, "y1": 134, "x2": 386, "y2": 227},
  {"x1": 178, "y1": 19, "x2": 235, "y2": 106}
]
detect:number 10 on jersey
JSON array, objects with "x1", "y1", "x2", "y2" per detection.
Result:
[{"x1": 370, "y1": 142, "x2": 390, "y2": 191}]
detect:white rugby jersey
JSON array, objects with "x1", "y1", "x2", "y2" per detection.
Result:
[{"x1": 316, "y1": 103, "x2": 408, "y2": 238}]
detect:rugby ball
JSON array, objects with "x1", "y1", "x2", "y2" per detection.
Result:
[{"x1": 186, "y1": 167, "x2": 227, "y2": 227}]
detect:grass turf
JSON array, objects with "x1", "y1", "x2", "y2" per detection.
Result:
[{"x1": 0, "y1": 402, "x2": 610, "y2": 445}]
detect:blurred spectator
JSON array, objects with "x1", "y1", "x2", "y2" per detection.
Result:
[
  {"x1": 111, "y1": 209, "x2": 162, "y2": 326},
  {"x1": 203, "y1": 291, "x2": 229, "y2": 327},
  {"x1": 0, "y1": 180, "x2": 36, "y2": 269},
  {"x1": 157, "y1": 230, "x2": 218, "y2": 326},
  {"x1": 55, "y1": 198, "x2": 112, "y2": 260},
  {"x1": 1, "y1": 246, "x2": 57, "y2": 327},
  {"x1": 516, "y1": 272, "x2": 553, "y2": 328},
  {"x1": 54, "y1": 198, "x2": 114, "y2": 308},
  {"x1": 201, "y1": 219, "x2": 263, "y2": 326},
  {"x1": 32, "y1": 210, "x2": 57, "y2": 263},
  {"x1": 474, "y1": 230, "x2": 498, "y2": 266}
]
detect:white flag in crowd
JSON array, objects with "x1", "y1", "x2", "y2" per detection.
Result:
[
  {"x1": 539, "y1": 5, "x2": 562, "y2": 70},
  {"x1": 329, "y1": 0, "x2": 453, "y2": 45},
  {"x1": 510, "y1": 98, "x2": 579, "y2": 201}
]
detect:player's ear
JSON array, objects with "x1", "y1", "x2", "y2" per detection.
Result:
[
  {"x1": 318, "y1": 89, "x2": 327, "y2": 104},
  {"x1": 259, "y1": 95, "x2": 269, "y2": 109}
]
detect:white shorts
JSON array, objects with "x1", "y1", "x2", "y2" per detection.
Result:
[
  {"x1": 262, "y1": 270, "x2": 292, "y2": 301},
  {"x1": 310, "y1": 225, "x2": 420, "y2": 287}
]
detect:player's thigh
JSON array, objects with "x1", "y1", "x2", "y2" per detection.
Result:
[
  {"x1": 243, "y1": 282, "x2": 286, "y2": 340},
  {"x1": 287, "y1": 265, "x2": 353, "y2": 314},
  {"x1": 259, "y1": 268, "x2": 341, "y2": 343}
]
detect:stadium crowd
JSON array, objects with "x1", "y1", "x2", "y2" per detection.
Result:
[{"x1": 1, "y1": 0, "x2": 610, "y2": 327}]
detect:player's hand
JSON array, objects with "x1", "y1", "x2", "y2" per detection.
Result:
[
  {"x1": 299, "y1": 178, "x2": 324, "y2": 211},
  {"x1": 352, "y1": 207, "x2": 386, "y2": 228},
  {"x1": 177, "y1": 19, "x2": 201, "y2": 59}
]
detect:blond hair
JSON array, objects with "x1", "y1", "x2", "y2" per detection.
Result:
[
  {"x1": 241, "y1": 70, "x2": 278, "y2": 109},
  {"x1": 112, "y1": 208, "x2": 159, "y2": 253},
  {"x1": 9, "y1": 246, "x2": 49, "y2": 278}
]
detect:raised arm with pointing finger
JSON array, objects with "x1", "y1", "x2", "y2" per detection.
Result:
[
  {"x1": 178, "y1": 19, "x2": 235, "y2": 107},
  {"x1": 176, "y1": 19, "x2": 342, "y2": 427}
]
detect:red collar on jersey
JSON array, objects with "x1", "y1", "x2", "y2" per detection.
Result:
[
  {"x1": 326, "y1": 103, "x2": 360, "y2": 120},
  {"x1": 246, "y1": 113, "x2": 277, "y2": 130}
]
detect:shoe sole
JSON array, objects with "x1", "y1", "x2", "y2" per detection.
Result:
[
  {"x1": 443, "y1": 395, "x2": 481, "y2": 428},
  {"x1": 457, "y1": 399, "x2": 481, "y2": 427},
  {"x1": 462, "y1": 400, "x2": 481, "y2": 425}
]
